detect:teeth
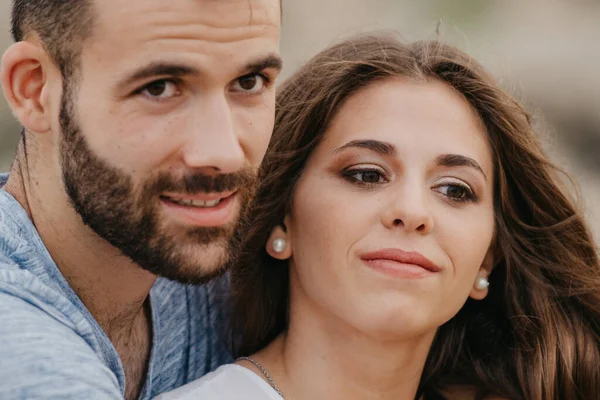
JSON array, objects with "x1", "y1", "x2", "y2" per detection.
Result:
[
  {"x1": 169, "y1": 198, "x2": 222, "y2": 208},
  {"x1": 204, "y1": 199, "x2": 220, "y2": 207}
]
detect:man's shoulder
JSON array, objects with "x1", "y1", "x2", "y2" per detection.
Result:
[
  {"x1": 0, "y1": 186, "x2": 101, "y2": 354},
  {"x1": 0, "y1": 269, "x2": 123, "y2": 399},
  {"x1": 0, "y1": 186, "x2": 40, "y2": 262},
  {"x1": 0, "y1": 189, "x2": 28, "y2": 246},
  {"x1": 0, "y1": 254, "x2": 126, "y2": 398},
  {"x1": 0, "y1": 189, "x2": 42, "y2": 281},
  {"x1": 0, "y1": 186, "x2": 65, "y2": 287},
  {"x1": 0, "y1": 262, "x2": 98, "y2": 345}
]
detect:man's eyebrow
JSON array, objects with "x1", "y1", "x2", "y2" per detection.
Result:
[
  {"x1": 436, "y1": 154, "x2": 488, "y2": 180},
  {"x1": 239, "y1": 53, "x2": 283, "y2": 75},
  {"x1": 333, "y1": 139, "x2": 397, "y2": 157},
  {"x1": 117, "y1": 54, "x2": 282, "y2": 88},
  {"x1": 118, "y1": 63, "x2": 201, "y2": 87}
]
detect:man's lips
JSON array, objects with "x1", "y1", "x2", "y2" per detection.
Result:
[
  {"x1": 360, "y1": 248, "x2": 442, "y2": 273},
  {"x1": 159, "y1": 190, "x2": 239, "y2": 227},
  {"x1": 162, "y1": 190, "x2": 236, "y2": 201},
  {"x1": 161, "y1": 191, "x2": 237, "y2": 208}
]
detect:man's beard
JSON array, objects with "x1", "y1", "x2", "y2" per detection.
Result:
[{"x1": 58, "y1": 85, "x2": 256, "y2": 284}]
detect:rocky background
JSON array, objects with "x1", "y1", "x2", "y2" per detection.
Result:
[{"x1": 1, "y1": 0, "x2": 598, "y2": 239}]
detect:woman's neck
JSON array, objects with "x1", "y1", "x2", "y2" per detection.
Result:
[{"x1": 252, "y1": 296, "x2": 436, "y2": 400}]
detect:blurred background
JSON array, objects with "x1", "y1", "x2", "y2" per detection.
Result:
[{"x1": 1, "y1": 0, "x2": 599, "y2": 239}]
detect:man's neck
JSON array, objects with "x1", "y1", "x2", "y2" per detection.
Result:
[
  {"x1": 252, "y1": 296, "x2": 435, "y2": 400},
  {"x1": 4, "y1": 156, "x2": 156, "y2": 341}
]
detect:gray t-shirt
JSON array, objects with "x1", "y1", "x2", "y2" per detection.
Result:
[{"x1": 0, "y1": 174, "x2": 232, "y2": 399}]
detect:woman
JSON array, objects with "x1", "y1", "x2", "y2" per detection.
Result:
[{"x1": 157, "y1": 34, "x2": 600, "y2": 399}]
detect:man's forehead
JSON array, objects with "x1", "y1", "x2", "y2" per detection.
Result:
[
  {"x1": 92, "y1": 0, "x2": 281, "y2": 35},
  {"x1": 82, "y1": 0, "x2": 281, "y2": 76}
]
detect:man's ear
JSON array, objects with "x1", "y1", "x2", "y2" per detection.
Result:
[{"x1": 1, "y1": 41, "x2": 57, "y2": 134}]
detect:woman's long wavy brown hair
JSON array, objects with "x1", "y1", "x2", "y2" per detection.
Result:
[{"x1": 231, "y1": 33, "x2": 600, "y2": 399}]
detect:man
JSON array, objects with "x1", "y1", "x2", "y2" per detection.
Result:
[{"x1": 0, "y1": 0, "x2": 281, "y2": 398}]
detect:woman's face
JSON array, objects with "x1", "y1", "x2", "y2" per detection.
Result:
[{"x1": 283, "y1": 78, "x2": 495, "y2": 340}]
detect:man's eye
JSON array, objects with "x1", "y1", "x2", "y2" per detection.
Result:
[
  {"x1": 231, "y1": 74, "x2": 267, "y2": 94},
  {"x1": 140, "y1": 80, "x2": 179, "y2": 99}
]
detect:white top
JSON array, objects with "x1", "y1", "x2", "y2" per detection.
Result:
[{"x1": 154, "y1": 364, "x2": 283, "y2": 400}]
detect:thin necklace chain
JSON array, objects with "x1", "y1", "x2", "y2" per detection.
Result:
[{"x1": 237, "y1": 356, "x2": 286, "y2": 399}]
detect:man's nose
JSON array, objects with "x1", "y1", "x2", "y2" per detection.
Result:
[{"x1": 179, "y1": 92, "x2": 245, "y2": 175}]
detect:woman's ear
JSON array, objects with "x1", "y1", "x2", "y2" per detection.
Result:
[
  {"x1": 266, "y1": 223, "x2": 292, "y2": 260},
  {"x1": 469, "y1": 248, "x2": 494, "y2": 301},
  {"x1": 1, "y1": 41, "x2": 55, "y2": 134}
]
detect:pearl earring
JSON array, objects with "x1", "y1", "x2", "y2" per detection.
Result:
[
  {"x1": 272, "y1": 238, "x2": 287, "y2": 253},
  {"x1": 474, "y1": 276, "x2": 490, "y2": 291}
]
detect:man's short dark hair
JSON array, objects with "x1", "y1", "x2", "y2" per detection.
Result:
[{"x1": 11, "y1": 0, "x2": 94, "y2": 77}]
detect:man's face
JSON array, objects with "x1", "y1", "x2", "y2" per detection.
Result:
[{"x1": 59, "y1": 0, "x2": 281, "y2": 283}]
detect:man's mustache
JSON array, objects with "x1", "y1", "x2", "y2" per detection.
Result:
[{"x1": 149, "y1": 167, "x2": 257, "y2": 194}]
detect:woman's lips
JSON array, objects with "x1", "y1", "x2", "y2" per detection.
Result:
[{"x1": 360, "y1": 248, "x2": 442, "y2": 278}]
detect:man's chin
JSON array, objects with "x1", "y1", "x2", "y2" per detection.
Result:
[
  {"x1": 157, "y1": 239, "x2": 233, "y2": 285},
  {"x1": 167, "y1": 263, "x2": 228, "y2": 285}
]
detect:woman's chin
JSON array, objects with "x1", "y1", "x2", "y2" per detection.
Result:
[{"x1": 338, "y1": 306, "x2": 443, "y2": 343}]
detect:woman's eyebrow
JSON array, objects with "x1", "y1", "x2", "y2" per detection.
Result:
[
  {"x1": 333, "y1": 139, "x2": 397, "y2": 157},
  {"x1": 436, "y1": 154, "x2": 487, "y2": 181}
]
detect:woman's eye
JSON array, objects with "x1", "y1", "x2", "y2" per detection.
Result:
[
  {"x1": 140, "y1": 80, "x2": 180, "y2": 100},
  {"x1": 344, "y1": 168, "x2": 387, "y2": 185},
  {"x1": 231, "y1": 74, "x2": 267, "y2": 94},
  {"x1": 434, "y1": 183, "x2": 476, "y2": 203}
]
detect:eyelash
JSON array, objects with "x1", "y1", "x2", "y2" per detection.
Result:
[
  {"x1": 232, "y1": 72, "x2": 272, "y2": 96},
  {"x1": 342, "y1": 167, "x2": 388, "y2": 188},
  {"x1": 250, "y1": 72, "x2": 271, "y2": 84},
  {"x1": 433, "y1": 182, "x2": 478, "y2": 204},
  {"x1": 342, "y1": 167, "x2": 479, "y2": 203},
  {"x1": 133, "y1": 79, "x2": 181, "y2": 99}
]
